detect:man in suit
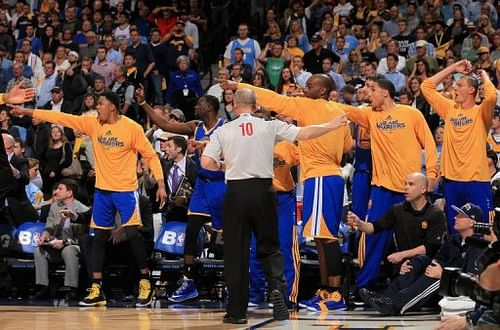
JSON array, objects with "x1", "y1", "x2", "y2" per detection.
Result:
[
  {"x1": 0, "y1": 132, "x2": 38, "y2": 225},
  {"x1": 145, "y1": 132, "x2": 197, "y2": 222},
  {"x1": 33, "y1": 178, "x2": 89, "y2": 300}
]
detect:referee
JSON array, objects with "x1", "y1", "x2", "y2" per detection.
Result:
[{"x1": 201, "y1": 89, "x2": 348, "y2": 324}]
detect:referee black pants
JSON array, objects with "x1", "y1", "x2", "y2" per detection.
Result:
[{"x1": 223, "y1": 178, "x2": 287, "y2": 318}]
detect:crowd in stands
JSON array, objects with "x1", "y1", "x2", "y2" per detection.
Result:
[{"x1": 0, "y1": 0, "x2": 500, "y2": 327}]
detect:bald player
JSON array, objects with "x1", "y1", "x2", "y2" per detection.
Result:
[
  {"x1": 421, "y1": 61, "x2": 496, "y2": 233},
  {"x1": 338, "y1": 77, "x2": 438, "y2": 290},
  {"x1": 222, "y1": 75, "x2": 353, "y2": 312}
]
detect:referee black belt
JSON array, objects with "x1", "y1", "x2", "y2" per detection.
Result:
[{"x1": 226, "y1": 178, "x2": 273, "y2": 185}]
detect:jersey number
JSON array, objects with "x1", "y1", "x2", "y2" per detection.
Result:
[{"x1": 239, "y1": 123, "x2": 254, "y2": 136}]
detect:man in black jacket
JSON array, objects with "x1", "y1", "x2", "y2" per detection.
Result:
[
  {"x1": 0, "y1": 130, "x2": 14, "y2": 216},
  {"x1": 358, "y1": 202, "x2": 485, "y2": 315},
  {"x1": 1, "y1": 133, "x2": 38, "y2": 225}
]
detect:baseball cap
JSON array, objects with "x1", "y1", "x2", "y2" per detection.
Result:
[
  {"x1": 478, "y1": 46, "x2": 489, "y2": 54},
  {"x1": 169, "y1": 108, "x2": 185, "y2": 122},
  {"x1": 51, "y1": 86, "x2": 62, "y2": 93},
  {"x1": 451, "y1": 203, "x2": 483, "y2": 222},
  {"x1": 416, "y1": 40, "x2": 427, "y2": 48},
  {"x1": 310, "y1": 33, "x2": 322, "y2": 42}
]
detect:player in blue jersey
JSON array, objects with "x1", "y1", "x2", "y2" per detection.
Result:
[{"x1": 137, "y1": 90, "x2": 226, "y2": 302}]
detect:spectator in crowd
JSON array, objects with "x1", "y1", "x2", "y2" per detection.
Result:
[
  {"x1": 258, "y1": 41, "x2": 289, "y2": 88},
  {"x1": 40, "y1": 125, "x2": 72, "y2": 196},
  {"x1": 224, "y1": 23, "x2": 261, "y2": 72},
  {"x1": 36, "y1": 61, "x2": 59, "y2": 108},
  {"x1": 377, "y1": 40, "x2": 407, "y2": 75},
  {"x1": 33, "y1": 179, "x2": 89, "y2": 300},
  {"x1": 226, "y1": 48, "x2": 253, "y2": 83},
  {"x1": 207, "y1": 68, "x2": 229, "y2": 102},
  {"x1": 383, "y1": 54, "x2": 406, "y2": 95},
  {"x1": 166, "y1": 55, "x2": 203, "y2": 121},
  {"x1": 219, "y1": 88, "x2": 236, "y2": 121},
  {"x1": 92, "y1": 46, "x2": 117, "y2": 88},
  {"x1": 303, "y1": 33, "x2": 339, "y2": 74}
]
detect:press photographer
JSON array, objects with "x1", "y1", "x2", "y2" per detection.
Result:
[{"x1": 435, "y1": 208, "x2": 500, "y2": 330}]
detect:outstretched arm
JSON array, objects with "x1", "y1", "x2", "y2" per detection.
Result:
[
  {"x1": 9, "y1": 106, "x2": 92, "y2": 135},
  {"x1": 296, "y1": 114, "x2": 349, "y2": 140}
]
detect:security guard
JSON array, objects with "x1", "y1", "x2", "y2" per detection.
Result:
[{"x1": 201, "y1": 89, "x2": 348, "y2": 324}]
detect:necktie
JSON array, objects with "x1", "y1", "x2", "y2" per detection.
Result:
[{"x1": 171, "y1": 163, "x2": 180, "y2": 193}]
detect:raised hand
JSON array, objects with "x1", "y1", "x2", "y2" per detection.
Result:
[{"x1": 454, "y1": 60, "x2": 472, "y2": 74}]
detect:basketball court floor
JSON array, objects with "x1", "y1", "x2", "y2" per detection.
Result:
[{"x1": 0, "y1": 302, "x2": 441, "y2": 329}]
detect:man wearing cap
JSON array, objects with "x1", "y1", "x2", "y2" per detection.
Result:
[
  {"x1": 10, "y1": 91, "x2": 166, "y2": 308},
  {"x1": 407, "y1": 26, "x2": 436, "y2": 58},
  {"x1": 421, "y1": 61, "x2": 496, "y2": 233},
  {"x1": 462, "y1": 32, "x2": 485, "y2": 62},
  {"x1": 303, "y1": 33, "x2": 339, "y2": 74},
  {"x1": 358, "y1": 202, "x2": 484, "y2": 315},
  {"x1": 36, "y1": 61, "x2": 59, "y2": 108},
  {"x1": 405, "y1": 40, "x2": 439, "y2": 75}
]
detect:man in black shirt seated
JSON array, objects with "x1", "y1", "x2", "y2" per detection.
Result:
[
  {"x1": 349, "y1": 172, "x2": 446, "y2": 272},
  {"x1": 352, "y1": 201, "x2": 483, "y2": 315}
]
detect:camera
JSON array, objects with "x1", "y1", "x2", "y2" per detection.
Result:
[
  {"x1": 440, "y1": 240, "x2": 500, "y2": 315},
  {"x1": 474, "y1": 222, "x2": 494, "y2": 235}
]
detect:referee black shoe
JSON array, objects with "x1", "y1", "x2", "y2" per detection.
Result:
[
  {"x1": 223, "y1": 314, "x2": 248, "y2": 324},
  {"x1": 270, "y1": 290, "x2": 289, "y2": 321}
]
